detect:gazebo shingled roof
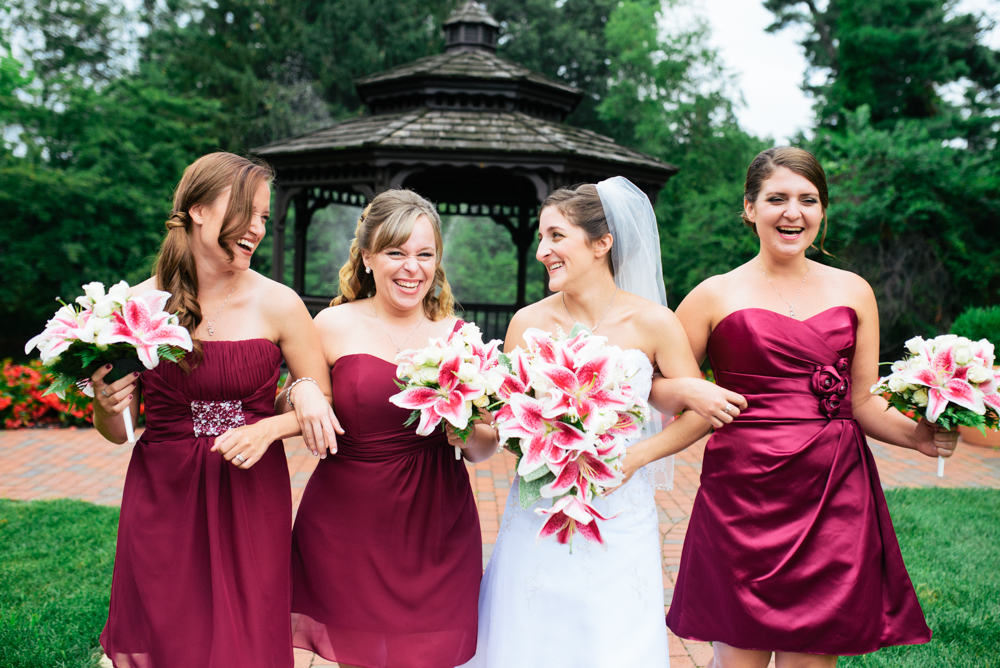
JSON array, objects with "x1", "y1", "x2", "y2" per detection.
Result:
[{"x1": 253, "y1": 1, "x2": 677, "y2": 319}]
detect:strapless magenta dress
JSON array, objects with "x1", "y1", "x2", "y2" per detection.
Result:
[
  {"x1": 291, "y1": 346, "x2": 481, "y2": 667},
  {"x1": 666, "y1": 307, "x2": 930, "y2": 655},
  {"x1": 101, "y1": 339, "x2": 293, "y2": 668}
]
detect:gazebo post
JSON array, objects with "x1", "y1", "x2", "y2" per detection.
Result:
[
  {"x1": 270, "y1": 185, "x2": 300, "y2": 283},
  {"x1": 515, "y1": 206, "x2": 533, "y2": 308},
  {"x1": 292, "y1": 191, "x2": 314, "y2": 295}
]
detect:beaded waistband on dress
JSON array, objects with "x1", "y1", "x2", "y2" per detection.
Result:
[{"x1": 190, "y1": 400, "x2": 246, "y2": 437}]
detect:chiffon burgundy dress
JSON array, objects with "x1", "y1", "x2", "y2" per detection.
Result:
[
  {"x1": 666, "y1": 306, "x2": 931, "y2": 655},
  {"x1": 291, "y1": 326, "x2": 481, "y2": 668},
  {"x1": 101, "y1": 339, "x2": 294, "y2": 668}
]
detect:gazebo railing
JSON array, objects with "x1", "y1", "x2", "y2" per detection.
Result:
[
  {"x1": 300, "y1": 297, "x2": 517, "y2": 343},
  {"x1": 454, "y1": 302, "x2": 518, "y2": 342}
]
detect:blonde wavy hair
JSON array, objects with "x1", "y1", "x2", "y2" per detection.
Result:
[{"x1": 333, "y1": 189, "x2": 454, "y2": 321}]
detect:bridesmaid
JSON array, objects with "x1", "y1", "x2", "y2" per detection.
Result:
[
  {"x1": 665, "y1": 147, "x2": 959, "y2": 667},
  {"x1": 284, "y1": 189, "x2": 496, "y2": 668},
  {"x1": 93, "y1": 152, "x2": 337, "y2": 668}
]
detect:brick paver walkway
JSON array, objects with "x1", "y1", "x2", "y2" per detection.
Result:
[{"x1": 2, "y1": 428, "x2": 998, "y2": 668}]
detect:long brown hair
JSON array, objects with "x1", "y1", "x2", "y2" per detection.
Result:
[
  {"x1": 334, "y1": 189, "x2": 454, "y2": 321},
  {"x1": 154, "y1": 152, "x2": 274, "y2": 368},
  {"x1": 742, "y1": 147, "x2": 831, "y2": 255},
  {"x1": 541, "y1": 184, "x2": 614, "y2": 274}
]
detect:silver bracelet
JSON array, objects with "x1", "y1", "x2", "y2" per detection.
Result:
[{"x1": 285, "y1": 377, "x2": 319, "y2": 409}]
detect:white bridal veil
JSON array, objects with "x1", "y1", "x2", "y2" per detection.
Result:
[{"x1": 596, "y1": 176, "x2": 674, "y2": 490}]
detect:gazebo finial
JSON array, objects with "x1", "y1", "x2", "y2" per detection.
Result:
[{"x1": 444, "y1": 1, "x2": 500, "y2": 53}]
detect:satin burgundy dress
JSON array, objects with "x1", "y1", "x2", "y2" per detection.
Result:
[
  {"x1": 291, "y1": 324, "x2": 482, "y2": 668},
  {"x1": 100, "y1": 339, "x2": 294, "y2": 668},
  {"x1": 666, "y1": 307, "x2": 931, "y2": 655}
]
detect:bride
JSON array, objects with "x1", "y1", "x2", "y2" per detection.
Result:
[{"x1": 462, "y1": 177, "x2": 746, "y2": 667}]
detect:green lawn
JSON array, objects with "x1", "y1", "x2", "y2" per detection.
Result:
[
  {"x1": 842, "y1": 488, "x2": 1000, "y2": 668},
  {"x1": 0, "y1": 490, "x2": 997, "y2": 668},
  {"x1": 0, "y1": 499, "x2": 117, "y2": 668}
]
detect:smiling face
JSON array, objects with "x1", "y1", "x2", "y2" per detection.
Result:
[
  {"x1": 364, "y1": 213, "x2": 438, "y2": 314},
  {"x1": 537, "y1": 205, "x2": 612, "y2": 292},
  {"x1": 744, "y1": 166, "x2": 823, "y2": 259},
  {"x1": 189, "y1": 181, "x2": 270, "y2": 274}
]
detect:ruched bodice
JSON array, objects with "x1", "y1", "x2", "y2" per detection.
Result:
[
  {"x1": 330, "y1": 354, "x2": 448, "y2": 461},
  {"x1": 667, "y1": 306, "x2": 931, "y2": 655},
  {"x1": 708, "y1": 306, "x2": 857, "y2": 422},
  {"x1": 140, "y1": 339, "x2": 282, "y2": 441}
]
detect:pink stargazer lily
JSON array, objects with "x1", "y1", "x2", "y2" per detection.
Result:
[
  {"x1": 535, "y1": 495, "x2": 615, "y2": 547},
  {"x1": 538, "y1": 354, "x2": 631, "y2": 427},
  {"x1": 97, "y1": 290, "x2": 193, "y2": 369},
  {"x1": 498, "y1": 393, "x2": 591, "y2": 477},
  {"x1": 900, "y1": 342, "x2": 985, "y2": 422},
  {"x1": 25, "y1": 306, "x2": 92, "y2": 361},
  {"x1": 539, "y1": 451, "x2": 624, "y2": 500},
  {"x1": 390, "y1": 348, "x2": 484, "y2": 435}
]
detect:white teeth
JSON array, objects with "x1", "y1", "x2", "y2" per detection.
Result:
[
  {"x1": 396, "y1": 280, "x2": 418, "y2": 289},
  {"x1": 236, "y1": 239, "x2": 254, "y2": 251},
  {"x1": 549, "y1": 262, "x2": 564, "y2": 271}
]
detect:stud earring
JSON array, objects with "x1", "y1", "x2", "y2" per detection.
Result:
[{"x1": 365, "y1": 266, "x2": 371, "y2": 274}]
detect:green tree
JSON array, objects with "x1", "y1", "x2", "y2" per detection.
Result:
[
  {"x1": 0, "y1": 3, "x2": 219, "y2": 357},
  {"x1": 809, "y1": 106, "x2": 1000, "y2": 353},
  {"x1": 593, "y1": 0, "x2": 768, "y2": 303},
  {"x1": 764, "y1": 0, "x2": 1000, "y2": 135}
]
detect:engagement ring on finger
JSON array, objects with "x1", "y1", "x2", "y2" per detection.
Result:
[
  {"x1": 235, "y1": 453, "x2": 246, "y2": 464},
  {"x1": 102, "y1": 389, "x2": 108, "y2": 397},
  {"x1": 724, "y1": 403, "x2": 735, "y2": 414}
]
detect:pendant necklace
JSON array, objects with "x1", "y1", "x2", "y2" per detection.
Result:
[
  {"x1": 757, "y1": 258, "x2": 808, "y2": 318},
  {"x1": 562, "y1": 287, "x2": 619, "y2": 332},
  {"x1": 205, "y1": 272, "x2": 241, "y2": 336},
  {"x1": 371, "y1": 301, "x2": 425, "y2": 352}
]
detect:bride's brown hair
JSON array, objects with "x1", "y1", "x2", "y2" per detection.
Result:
[
  {"x1": 155, "y1": 152, "x2": 274, "y2": 369},
  {"x1": 334, "y1": 189, "x2": 454, "y2": 321}
]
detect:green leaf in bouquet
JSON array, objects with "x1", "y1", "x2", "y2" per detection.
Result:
[
  {"x1": 450, "y1": 423, "x2": 475, "y2": 442},
  {"x1": 569, "y1": 323, "x2": 591, "y2": 338},
  {"x1": 504, "y1": 441, "x2": 523, "y2": 458},
  {"x1": 519, "y1": 471, "x2": 555, "y2": 509},
  {"x1": 523, "y1": 463, "x2": 552, "y2": 482},
  {"x1": 41, "y1": 375, "x2": 77, "y2": 398},
  {"x1": 403, "y1": 409, "x2": 420, "y2": 428},
  {"x1": 156, "y1": 345, "x2": 185, "y2": 364},
  {"x1": 498, "y1": 353, "x2": 512, "y2": 373}
]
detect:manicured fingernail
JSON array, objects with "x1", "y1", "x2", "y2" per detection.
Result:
[
  {"x1": 128, "y1": 395, "x2": 132, "y2": 400},
  {"x1": 133, "y1": 372, "x2": 140, "y2": 377},
  {"x1": 320, "y1": 454, "x2": 327, "y2": 459},
  {"x1": 106, "y1": 364, "x2": 113, "y2": 370}
]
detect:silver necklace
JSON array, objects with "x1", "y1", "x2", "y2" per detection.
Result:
[
  {"x1": 205, "y1": 272, "x2": 241, "y2": 336},
  {"x1": 562, "y1": 287, "x2": 619, "y2": 332},
  {"x1": 371, "y1": 301, "x2": 425, "y2": 352},
  {"x1": 757, "y1": 258, "x2": 809, "y2": 318}
]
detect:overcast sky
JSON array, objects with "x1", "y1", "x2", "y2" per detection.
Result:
[{"x1": 693, "y1": 0, "x2": 1000, "y2": 143}]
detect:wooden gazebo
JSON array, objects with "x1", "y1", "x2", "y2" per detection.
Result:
[{"x1": 254, "y1": 1, "x2": 677, "y2": 335}]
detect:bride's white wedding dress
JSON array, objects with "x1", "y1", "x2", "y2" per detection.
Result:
[{"x1": 462, "y1": 349, "x2": 669, "y2": 668}]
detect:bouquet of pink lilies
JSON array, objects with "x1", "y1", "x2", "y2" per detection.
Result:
[
  {"x1": 25, "y1": 281, "x2": 193, "y2": 442},
  {"x1": 871, "y1": 334, "x2": 999, "y2": 476},
  {"x1": 494, "y1": 325, "x2": 649, "y2": 549},
  {"x1": 390, "y1": 322, "x2": 504, "y2": 459}
]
